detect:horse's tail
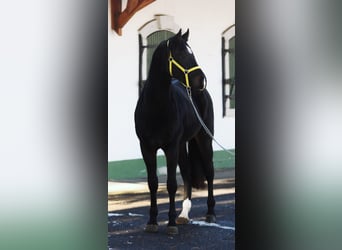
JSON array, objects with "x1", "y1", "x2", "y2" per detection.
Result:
[{"x1": 188, "y1": 139, "x2": 207, "y2": 189}]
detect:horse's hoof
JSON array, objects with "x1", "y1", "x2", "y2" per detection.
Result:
[
  {"x1": 205, "y1": 214, "x2": 216, "y2": 223},
  {"x1": 167, "y1": 226, "x2": 179, "y2": 235},
  {"x1": 145, "y1": 224, "x2": 158, "y2": 233},
  {"x1": 176, "y1": 216, "x2": 190, "y2": 225}
]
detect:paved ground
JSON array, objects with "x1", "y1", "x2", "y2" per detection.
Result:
[{"x1": 108, "y1": 169, "x2": 235, "y2": 250}]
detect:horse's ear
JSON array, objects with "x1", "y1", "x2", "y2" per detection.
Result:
[
  {"x1": 182, "y1": 29, "x2": 189, "y2": 41},
  {"x1": 176, "y1": 29, "x2": 182, "y2": 37}
]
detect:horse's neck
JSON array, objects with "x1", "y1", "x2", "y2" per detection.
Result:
[
  {"x1": 145, "y1": 64, "x2": 172, "y2": 106},
  {"x1": 145, "y1": 78, "x2": 171, "y2": 107}
]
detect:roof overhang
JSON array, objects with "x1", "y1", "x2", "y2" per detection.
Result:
[{"x1": 110, "y1": 0, "x2": 156, "y2": 36}]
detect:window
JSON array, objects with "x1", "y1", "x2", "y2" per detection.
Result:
[
  {"x1": 222, "y1": 25, "x2": 235, "y2": 117},
  {"x1": 138, "y1": 15, "x2": 180, "y2": 95},
  {"x1": 146, "y1": 30, "x2": 174, "y2": 76}
]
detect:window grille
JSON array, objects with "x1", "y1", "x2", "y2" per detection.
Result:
[{"x1": 222, "y1": 25, "x2": 235, "y2": 117}]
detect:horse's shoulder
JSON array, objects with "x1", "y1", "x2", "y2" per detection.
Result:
[{"x1": 170, "y1": 81, "x2": 188, "y2": 102}]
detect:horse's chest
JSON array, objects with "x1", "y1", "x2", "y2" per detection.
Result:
[{"x1": 137, "y1": 111, "x2": 181, "y2": 143}]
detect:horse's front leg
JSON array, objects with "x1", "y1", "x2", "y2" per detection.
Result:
[
  {"x1": 164, "y1": 147, "x2": 179, "y2": 235},
  {"x1": 176, "y1": 143, "x2": 192, "y2": 225},
  {"x1": 140, "y1": 143, "x2": 159, "y2": 232}
]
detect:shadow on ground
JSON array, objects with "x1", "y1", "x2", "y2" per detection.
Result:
[{"x1": 108, "y1": 172, "x2": 235, "y2": 250}]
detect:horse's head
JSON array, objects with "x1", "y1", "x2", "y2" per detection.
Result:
[{"x1": 166, "y1": 29, "x2": 207, "y2": 91}]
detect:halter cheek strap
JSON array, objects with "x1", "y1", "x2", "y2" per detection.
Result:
[{"x1": 167, "y1": 40, "x2": 203, "y2": 89}]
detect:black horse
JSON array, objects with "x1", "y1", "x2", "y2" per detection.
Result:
[{"x1": 134, "y1": 29, "x2": 215, "y2": 235}]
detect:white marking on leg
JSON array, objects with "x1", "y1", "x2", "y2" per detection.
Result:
[{"x1": 178, "y1": 198, "x2": 192, "y2": 220}]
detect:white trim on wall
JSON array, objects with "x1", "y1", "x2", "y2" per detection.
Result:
[{"x1": 138, "y1": 14, "x2": 180, "y2": 42}]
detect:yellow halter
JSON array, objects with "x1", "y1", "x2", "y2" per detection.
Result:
[{"x1": 167, "y1": 40, "x2": 202, "y2": 89}]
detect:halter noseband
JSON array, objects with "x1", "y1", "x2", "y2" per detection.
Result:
[{"x1": 167, "y1": 40, "x2": 205, "y2": 90}]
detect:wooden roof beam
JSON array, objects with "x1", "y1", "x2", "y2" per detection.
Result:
[{"x1": 110, "y1": 0, "x2": 156, "y2": 36}]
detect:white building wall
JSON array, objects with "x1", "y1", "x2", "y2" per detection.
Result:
[{"x1": 108, "y1": 0, "x2": 235, "y2": 161}]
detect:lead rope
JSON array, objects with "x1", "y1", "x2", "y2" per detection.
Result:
[{"x1": 186, "y1": 88, "x2": 235, "y2": 156}]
